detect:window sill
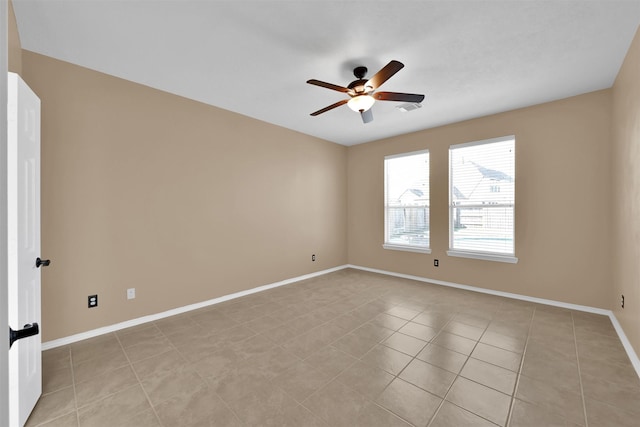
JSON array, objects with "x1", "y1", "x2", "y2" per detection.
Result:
[
  {"x1": 447, "y1": 250, "x2": 518, "y2": 264},
  {"x1": 383, "y1": 244, "x2": 431, "y2": 254}
]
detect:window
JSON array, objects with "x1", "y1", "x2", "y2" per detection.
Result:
[
  {"x1": 384, "y1": 150, "x2": 430, "y2": 253},
  {"x1": 448, "y1": 136, "x2": 517, "y2": 263}
]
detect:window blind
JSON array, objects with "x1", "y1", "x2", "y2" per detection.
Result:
[
  {"x1": 384, "y1": 150, "x2": 430, "y2": 251},
  {"x1": 449, "y1": 136, "x2": 515, "y2": 256}
]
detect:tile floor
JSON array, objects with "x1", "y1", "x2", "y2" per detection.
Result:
[{"x1": 27, "y1": 269, "x2": 640, "y2": 426}]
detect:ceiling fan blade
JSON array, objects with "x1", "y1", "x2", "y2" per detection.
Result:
[
  {"x1": 307, "y1": 79, "x2": 351, "y2": 93},
  {"x1": 366, "y1": 60, "x2": 404, "y2": 90},
  {"x1": 361, "y1": 109, "x2": 373, "y2": 124},
  {"x1": 373, "y1": 91, "x2": 425, "y2": 103},
  {"x1": 310, "y1": 99, "x2": 349, "y2": 116}
]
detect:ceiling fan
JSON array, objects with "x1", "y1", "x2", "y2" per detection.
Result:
[{"x1": 307, "y1": 60, "x2": 425, "y2": 124}]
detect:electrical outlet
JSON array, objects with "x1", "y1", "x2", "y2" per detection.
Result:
[
  {"x1": 434, "y1": 259, "x2": 439, "y2": 267},
  {"x1": 312, "y1": 254, "x2": 316, "y2": 262},
  {"x1": 622, "y1": 294, "x2": 625, "y2": 309},
  {"x1": 88, "y1": 294, "x2": 98, "y2": 308},
  {"x1": 127, "y1": 288, "x2": 136, "y2": 300}
]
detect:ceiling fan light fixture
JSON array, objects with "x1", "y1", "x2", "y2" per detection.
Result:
[{"x1": 347, "y1": 94, "x2": 375, "y2": 112}]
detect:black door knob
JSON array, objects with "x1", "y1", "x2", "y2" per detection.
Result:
[
  {"x1": 9, "y1": 323, "x2": 39, "y2": 348},
  {"x1": 36, "y1": 257, "x2": 50, "y2": 268}
]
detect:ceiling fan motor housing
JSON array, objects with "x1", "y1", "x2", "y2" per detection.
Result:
[
  {"x1": 347, "y1": 79, "x2": 369, "y2": 95},
  {"x1": 349, "y1": 66, "x2": 370, "y2": 94}
]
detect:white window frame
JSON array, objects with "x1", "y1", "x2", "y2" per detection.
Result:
[
  {"x1": 383, "y1": 150, "x2": 431, "y2": 254},
  {"x1": 447, "y1": 136, "x2": 518, "y2": 263}
]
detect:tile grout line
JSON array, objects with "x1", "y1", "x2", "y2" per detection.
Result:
[
  {"x1": 378, "y1": 304, "x2": 481, "y2": 425},
  {"x1": 150, "y1": 319, "x2": 199, "y2": 426},
  {"x1": 113, "y1": 330, "x2": 164, "y2": 427},
  {"x1": 269, "y1": 295, "x2": 395, "y2": 424},
  {"x1": 440, "y1": 306, "x2": 521, "y2": 427},
  {"x1": 367, "y1": 310, "x2": 437, "y2": 427},
  {"x1": 199, "y1": 289, "x2": 380, "y2": 425},
  {"x1": 571, "y1": 312, "x2": 589, "y2": 427},
  {"x1": 32, "y1": 347, "x2": 79, "y2": 427},
  {"x1": 63, "y1": 335, "x2": 140, "y2": 426},
  {"x1": 292, "y1": 298, "x2": 414, "y2": 425},
  {"x1": 209, "y1": 383, "x2": 247, "y2": 426},
  {"x1": 423, "y1": 309, "x2": 501, "y2": 427},
  {"x1": 504, "y1": 305, "x2": 535, "y2": 427},
  {"x1": 228, "y1": 337, "x2": 306, "y2": 425},
  {"x1": 69, "y1": 347, "x2": 81, "y2": 427},
  {"x1": 152, "y1": 316, "x2": 249, "y2": 426},
  {"x1": 293, "y1": 352, "x2": 357, "y2": 424},
  {"x1": 178, "y1": 312, "x2": 247, "y2": 427},
  {"x1": 295, "y1": 321, "x2": 385, "y2": 422},
  {"x1": 161, "y1": 285, "x2": 359, "y2": 425},
  {"x1": 72, "y1": 332, "x2": 171, "y2": 423},
  {"x1": 304, "y1": 312, "x2": 412, "y2": 424},
  {"x1": 424, "y1": 312, "x2": 462, "y2": 427}
]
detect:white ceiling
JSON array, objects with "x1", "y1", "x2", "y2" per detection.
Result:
[{"x1": 12, "y1": 1, "x2": 640, "y2": 146}]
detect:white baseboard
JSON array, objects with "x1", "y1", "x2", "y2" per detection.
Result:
[
  {"x1": 608, "y1": 314, "x2": 640, "y2": 377},
  {"x1": 347, "y1": 264, "x2": 640, "y2": 378},
  {"x1": 41, "y1": 265, "x2": 348, "y2": 350},
  {"x1": 42, "y1": 263, "x2": 640, "y2": 380},
  {"x1": 347, "y1": 264, "x2": 610, "y2": 314}
]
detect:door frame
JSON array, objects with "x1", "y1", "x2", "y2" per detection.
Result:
[{"x1": 1, "y1": 1, "x2": 11, "y2": 426}]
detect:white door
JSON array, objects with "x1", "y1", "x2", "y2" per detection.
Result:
[{"x1": 7, "y1": 72, "x2": 42, "y2": 427}]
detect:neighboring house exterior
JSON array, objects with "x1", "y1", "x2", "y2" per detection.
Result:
[
  {"x1": 451, "y1": 161, "x2": 514, "y2": 245},
  {"x1": 387, "y1": 187, "x2": 429, "y2": 246}
]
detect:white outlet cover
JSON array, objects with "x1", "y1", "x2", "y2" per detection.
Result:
[{"x1": 127, "y1": 288, "x2": 136, "y2": 300}]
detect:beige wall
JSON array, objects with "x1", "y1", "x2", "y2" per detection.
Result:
[
  {"x1": 21, "y1": 51, "x2": 348, "y2": 341},
  {"x1": 348, "y1": 90, "x2": 612, "y2": 309},
  {"x1": 7, "y1": 0, "x2": 20, "y2": 74},
  {"x1": 612, "y1": 28, "x2": 640, "y2": 355}
]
